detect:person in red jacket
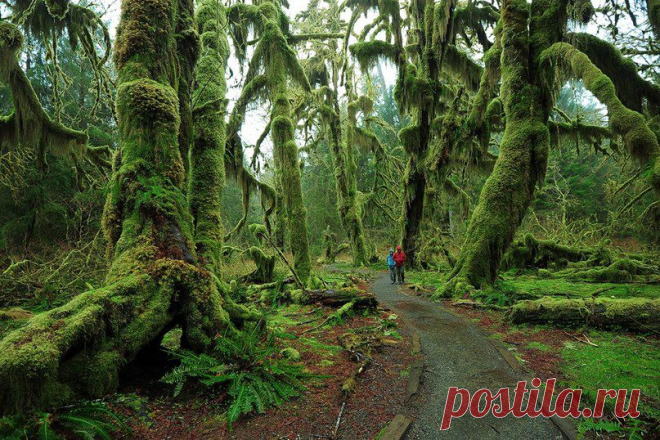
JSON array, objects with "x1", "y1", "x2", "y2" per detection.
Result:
[{"x1": 393, "y1": 245, "x2": 406, "y2": 284}]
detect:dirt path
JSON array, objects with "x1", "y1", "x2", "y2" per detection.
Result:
[{"x1": 371, "y1": 272, "x2": 566, "y2": 439}]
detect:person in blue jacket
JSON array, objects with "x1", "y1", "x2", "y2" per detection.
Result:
[{"x1": 386, "y1": 248, "x2": 396, "y2": 284}]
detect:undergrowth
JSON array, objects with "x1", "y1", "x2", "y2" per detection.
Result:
[
  {"x1": 161, "y1": 324, "x2": 324, "y2": 429},
  {"x1": 0, "y1": 401, "x2": 127, "y2": 439},
  {"x1": 561, "y1": 332, "x2": 659, "y2": 439}
]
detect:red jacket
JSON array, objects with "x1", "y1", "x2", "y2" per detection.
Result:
[{"x1": 393, "y1": 250, "x2": 406, "y2": 267}]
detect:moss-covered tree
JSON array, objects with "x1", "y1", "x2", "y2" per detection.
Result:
[
  {"x1": 441, "y1": 0, "x2": 660, "y2": 296},
  {"x1": 348, "y1": 0, "x2": 488, "y2": 266},
  {"x1": 226, "y1": 1, "x2": 312, "y2": 283},
  {"x1": 0, "y1": 0, "x2": 252, "y2": 415},
  {"x1": 298, "y1": 0, "x2": 369, "y2": 266},
  {"x1": 190, "y1": 0, "x2": 230, "y2": 273}
]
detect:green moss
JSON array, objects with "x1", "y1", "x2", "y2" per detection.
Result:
[
  {"x1": 0, "y1": 22, "x2": 23, "y2": 77},
  {"x1": 190, "y1": 0, "x2": 230, "y2": 273},
  {"x1": 441, "y1": 0, "x2": 579, "y2": 296},
  {"x1": 561, "y1": 332, "x2": 658, "y2": 420},
  {"x1": 650, "y1": 0, "x2": 660, "y2": 38},
  {"x1": 541, "y1": 42, "x2": 660, "y2": 193},
  {"x1": 509, "y1": 297, "x2": 660, "y2": 332},
  {"x1": 349, "y1": 40, "x2": 397, "y2": 70}
]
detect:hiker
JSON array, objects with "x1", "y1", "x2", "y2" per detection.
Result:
[
  {"x1": 387, "y1": 248, "x2": 396, "y2": 284},
  {"x1": 393, "y1": 245, "x2": 406, "y2": 284}
]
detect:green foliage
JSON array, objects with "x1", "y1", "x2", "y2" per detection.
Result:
[
  {"x1": 162, "y1": 325, "x2": 317, "y2": 428},
  {"x1": 0, "y1": 401, "x2": 126, "y2": 440},
  {"x1": 576, "y1": 418, "x2": 624, "y2": 438},
  {"x1": 563, "y1": 332, "x2": 659, "y2": 436}
]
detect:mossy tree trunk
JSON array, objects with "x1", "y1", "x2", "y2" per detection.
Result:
[
  {"x1": 441, "y1": 0, "x2": 660, "y2": 297},
  {"x1": 321, "y1": 69, "x2": 369, "y2": 267},
  {"x1": 348, "y1": 0, "x2": 488, "y2": 267},
  {"x1": 0, "y1": 0, "x2": 243, "y2": 415},
  {"x1": 440, "y1": 0, "x2": 567, "y2": 296},
  {"x1": 260, "y1": 2, "x2": 312, "y2": 283},
  {"x1": 397, "y1": 0, "x2": 441, "y2": 268},
  {"x1": 190, "y1": 0, "x2": 230, "y2": 273}
]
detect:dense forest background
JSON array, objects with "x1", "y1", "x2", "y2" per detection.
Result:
[{"x1": 0, "y1": 0, "x2": 656, "y2": 299}]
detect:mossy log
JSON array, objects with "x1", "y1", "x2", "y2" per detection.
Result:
[
  {"x1": 509, "y1": 297, "x2": 660, "y2": 332},
  {"x1": 561, "y1": 258, "x2": 659, "y2": 283}
]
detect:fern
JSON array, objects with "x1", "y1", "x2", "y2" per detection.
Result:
[
  {"x1": 0, "y1": 402, "x2": 126, "y2": 440},
  {"x1": 162, "y1": 324, "x2": 323, "y2": 429},
  {"x1": 577, "y1": 418, "x2": 624, "y2": 438}
]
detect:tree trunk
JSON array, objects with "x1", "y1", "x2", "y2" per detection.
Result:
[
  {"x1": 401, "y1": 161, "x2": 426, "y2": 267},
  {"x1": 0, "y1": 0, "x2": 238, "y2": 415},
  {"x1": 323, "y1": 73, "x2": 368, "y2": 267},
  {"x1": 440, "y1": 0, "x2": 567, "y2": 296},
  {"x1": 264, "y1": 4, "x2": 312, "y2": 284},
  {"x1": 190, "y1": 0, "x2": 229, "y2": 274}
]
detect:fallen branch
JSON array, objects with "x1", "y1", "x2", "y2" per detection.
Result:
[
  {"x1": 564, "y1": 331, "x2": 599, "y2": 347},
  {"x1": 257, "y1": 231, "x2": 305, "y2": 289}
]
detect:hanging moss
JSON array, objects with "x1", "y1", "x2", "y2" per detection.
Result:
[
  {"x1": 467, "y1": 21, "x2": 502, "y2": 148},
  {"x1": 439, "y1": 0, "x2": 564, "y2": 297},
  {"x1": 0, "y1": 22, "x2": 89, "y2": 171},
  {"x1": 248, "y1": 1, "x2": 312, "y2": 283},
  {"x1": 320, "y1": 70, "x2": 370, "y2": 267},
  {"x1": 444, "y1": 44, "x2": 482, "y2": 92},
  {"x1": 349, "y1": 40, "x2": 397, "y2": 70},
  {"x1": 568, "y1": 32, "x2": 660, "y2": 113},
  {"x1": 540, "y1": 42, "x2": 660, "y2": 192}
]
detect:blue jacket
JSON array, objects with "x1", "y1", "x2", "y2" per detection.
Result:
[{"x1": 387, "y1": 254, "x2": 395, "y2": 266}]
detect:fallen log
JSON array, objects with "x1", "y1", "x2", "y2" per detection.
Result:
[{"x1": 509, "y1": 297, "x2": 660, "y2": 333}]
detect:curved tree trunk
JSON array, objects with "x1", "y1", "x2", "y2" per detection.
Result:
[
  {"x1": 0, "y1": 0, "x2": 239, "y2": 415},
  {"x1": 440, "y1": 0, "x2": 567, "y2": 296}
]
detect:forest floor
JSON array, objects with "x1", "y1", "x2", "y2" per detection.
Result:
[
  {"x1": 108, "y1": 274, "x2": 417, "y2": 439},
  {"x1": 370, "y1": 271, "x2": 565, "y2": 439},
  {"x1": 1, "y1": 260, "x2": 657, "y2": 439}
]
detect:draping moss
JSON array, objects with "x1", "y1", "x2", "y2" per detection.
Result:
[
  {"x1": 540, "y1": 42, "x2": 659, "y2": 193},
  {"x1": 439, "y1": 0, "x2": 566, "y2": 297}
]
